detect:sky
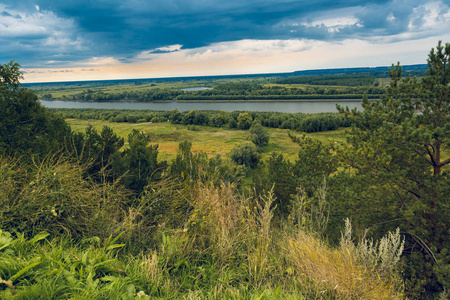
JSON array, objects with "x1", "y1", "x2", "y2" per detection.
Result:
[{"x1": 1, "y1": 0, "x2": 450, "y2": 83}]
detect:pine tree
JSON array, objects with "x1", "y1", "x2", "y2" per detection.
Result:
[{"x1": 337, "y1": 41, "x2": 449, "y2": 298}]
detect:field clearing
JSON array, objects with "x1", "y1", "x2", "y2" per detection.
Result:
[{"x1": 67, "y1": 119, "x2": 347, "y2": 162}]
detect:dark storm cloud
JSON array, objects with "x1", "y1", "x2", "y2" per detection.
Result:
[{"x1": 0, "y1": 0, "x2": 448, "y2": 67}]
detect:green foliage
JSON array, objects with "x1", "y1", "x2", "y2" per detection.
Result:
[
  {"x1": 337, "y1": 41, "x2": 450, "y2": 298},
  {"x1": 0, "y1": 156, "x2": 127, "y2": 239},
  {"x1": 169, "y1": 140, "x2": 243, "y2": 188},
  {"x1": 289, "y1": 132, "x2": 339, "y2": 197},
  {"x1": 253, "y1": 152, "x2": 296, "y2": 215},
  {"x1": 177, "y1": 81, "x2": 385, "y2": 100},
  {"x1": 112, "y1": 129, "x2": 164, "y2": 194},
  {"x1": 71, "y1": 125, "x2": 124, "y2": 180},
  {"x1": 0, "y1": 230, "x2": 152, "y2": 299},
  {"x1": 249, "y1": 121, "x2": 270, "y2": 147},
  {"x1": 69, "y1": 87, "x2": 182, "y2": 102},
  {"x1": 0, "y1": 145, "x2": 403, "y2": 299},
  {"x1": 168, "y1": 108, "x2": 181, "y2": 124},
  {"x1": 237, "y1": 112, "x2": 253, "y2": 130},
  {"x1": 276, "y1": 74, "x2": 378, "y2": 86},
  {"x1": 0, "y1": 61, "x2": 71, "y2": 161},
  {"x1": 54, "y1": 108, "x2": 351, "y2": 135},
  {"x1": 230, "y1": 142, "x2": 261, "y2": 169},
  {"x1": 0, "y1": 183, "x2": 404, "y2": 299},
  {"x1": 0, "y1": 60, "x2": 22, "y2": 90}
]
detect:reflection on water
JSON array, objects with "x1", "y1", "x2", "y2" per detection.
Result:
[{"x1": 40, "y1": 100, "x2": 362, "y2": 113}]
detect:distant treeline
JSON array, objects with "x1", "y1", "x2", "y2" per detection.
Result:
[
  {"x1": 275, "y1": 74, "x2": 378, "y2": 86},
  {"x1": 53, "y1": 108, "x2": 352, "y2": 133},
  {"x1": 51, "y1": 82, "x2": 385, "y2": 102},
  {"x1": 289, "y1": 64, "x2": 428, "y2": 77},
  {"x1": 59, "y1": 88, "x2": 183, "y2": 101},
  {"x1": 177, "y1": 83, "x2": 384, "y2": 100}
]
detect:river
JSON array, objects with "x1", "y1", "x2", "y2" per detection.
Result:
[{"x1": 40, "y1": 100, "x2": 363, "y2": 113}]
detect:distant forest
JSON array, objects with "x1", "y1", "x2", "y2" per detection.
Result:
[{"x1": 28, "y1": 64, "x2": 427, "y2": 102}]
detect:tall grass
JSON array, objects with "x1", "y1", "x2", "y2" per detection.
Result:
[
  {"x1": 0, "y1": 156, "x2": 405, "y2": 299},
  {"x1": 0, "y1": 155, "x2": 127, "y2": 238}
]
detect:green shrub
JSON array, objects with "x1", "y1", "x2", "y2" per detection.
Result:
[
  {"x1": 0, "y1": 156, "x2": 127, "y2": 238},
  {"x1": 230, "y1": 142, "x2": 261, "y2": 169}
]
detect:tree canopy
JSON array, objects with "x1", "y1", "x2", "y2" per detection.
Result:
[
  {"x1": 0, "y1": 61, "x2": 71, "y2": 161},
  {"x1": 337, "y1": 41, "x2": 449, "y2": 297}
]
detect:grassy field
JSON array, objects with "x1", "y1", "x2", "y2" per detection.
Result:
[{"x1": 67, "y1": 119, "x2": 347, "y2": 162}]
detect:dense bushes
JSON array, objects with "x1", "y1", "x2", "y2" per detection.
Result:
[
  {"x1": 70, "y1": 88, "x2": 182, "y2": 102},
  {"x1": 52, "y1": 108, "x2": 170, "y2": 123},
  {"x1": 53, "y1": 108, "x2": 352, "y2": 133}
]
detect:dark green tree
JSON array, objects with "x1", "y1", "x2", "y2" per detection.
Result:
[
  {"x1": 112, "y1": 129, "x2": 162, "y2": 194},
  {"x1": 71, "y1": 125, "x2": 124, "y2": 180},
  {"x1": 289, "y1": 132, "x2": 339, "y2": 198},
  {"x1": 230, "y1": 142, "x2": 261, "y2": 169},
  {"x1": 253, "y1": 152, "x2": 296, "y2": 215},
  {"x1": 249, "y1": 121, "x2": 270, "y2": 147},
  {"x1": 237, "y1": 113, "x2": 252, "y2": 130},
  {"x1": 337, "y1": 41, "x2": 450, "y2": 298},
  {"x1": 0, "y1": 61, "x2": 71, "y2": 161},
  {"x1": 169, "y1": 108, "x2": 181, "y2": 124},
  {"x1": 169, "y1": 140, "x2": 207, "y2": 186},
  {"x1": 169, "y1": 141, "x2": 242, "y2": 187}
]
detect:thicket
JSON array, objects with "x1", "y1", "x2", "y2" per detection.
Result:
[{"x1": 52, "y1": 107, "x2": 351, "y2": 133}]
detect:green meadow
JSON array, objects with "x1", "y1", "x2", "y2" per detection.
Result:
[{"x1": 66, "y1": 118, "x2": 346, "y2": 162}]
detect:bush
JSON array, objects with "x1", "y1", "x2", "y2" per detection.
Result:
[
  {"x1": 0, "y1": 156, "x2": 127, "y2": 238},
  {"x1": 230, "y1": 142, "x2": 261, "y2": 169},
  {"x1": 248, "y1": 122, "x2": 269, "y2": 147}
]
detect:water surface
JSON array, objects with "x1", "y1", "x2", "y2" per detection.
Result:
[{"x1": 40, "y1": 100, "x2": 362, "y2": 113}]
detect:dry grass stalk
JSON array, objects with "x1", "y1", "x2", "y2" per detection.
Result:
[
  {"x1": 286, "y1": 223, "x2": 404, "y2": 300},
  {"x1": 186, "y1": 182, "x2": 245, "y2": 264},
  {"x1": 142, "y1": 251, "x2": 162, "y2": 283}
]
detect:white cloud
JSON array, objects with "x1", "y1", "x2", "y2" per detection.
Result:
[
  {"x1": 408, "y1": 1, "x2": 450, "y2": 31},
  {"x1": 387, "y1": 13, "x2": 396, "y2": 22},
  {"x1": 84, "y1": 57, "x2": 120, "y2": 66},
  {"x1": 154, "y1": 44, "x2": 183, "y2": 52},
  {"x1": 0, "y1": 5, "x2": 74, "y2": 38},
  {"x1": 300, "y1": 16, "x2": 363, "y2": 33},
  {"x1": 277, "y1": 5, "x2": 364, "y2": 33},
  {"x1": 302, "y1": 16, "x2": 361, "y2": 28},
  {"x1": 0, "y1": 4, "x2": 86, "y2": 65}
]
